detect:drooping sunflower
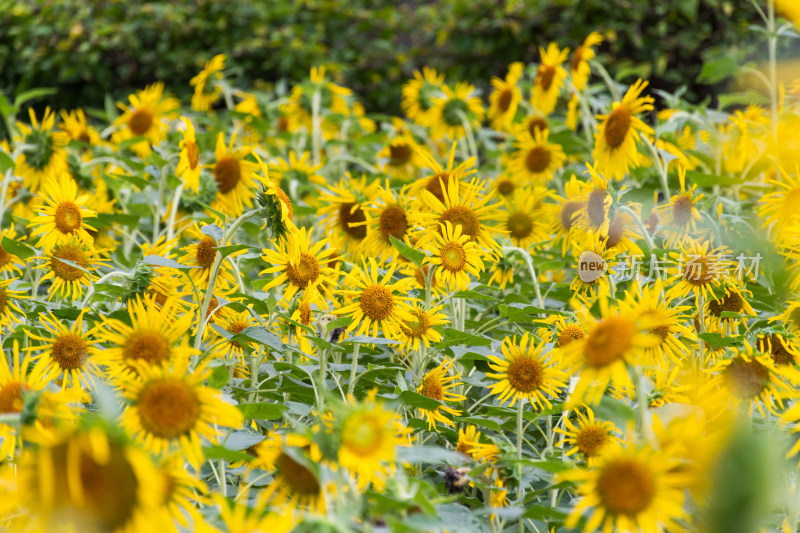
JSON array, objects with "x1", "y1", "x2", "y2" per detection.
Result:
[
  {"x1": 26, "y1": 310, "x2": 99, "y2": 396},
  {"x1": 487, "y1": 332, "x2": 569, "y2": 408},
  {"x1": 255, "y1": 432, "x2": 326, "y2": 513},
  {"x1": 190, "y1": 53, "x2": 226, "y2": 111},
  {"x1": 37, "y1": 240, "x2": 105, "y2": 300},
  {"x1": 335, "y1": 258, "x2": 415, "y2": 338},
  {"x1": 409, "y1": 142, "x2": 477, "y2": 206},
  {"x1": 592, "y1": 78, "x2": 655, "y2": 180},
  {"x1": 509, "y1": 128, "x2": 566, "y2": 184},
  {"x1": 666, "y1": 240, "x2": 736, "y2": 304},
  {"x1": 378, "y1": 134, "x2": 426, "y2": 181},
  {"x1": 402, "y1": 67, "x2": 446, "y2": 126},
  {"x1": 421, "y1": 221, "x2": 485, "y2": 292},
  {"x1": 210, "y1": 131, "x2": 262, "y2": 217},
  {"x1": 417, "y1": 358, "x2": 467, "y2": 430},
  {"x1": 652, "y1": 168, "x2": 705, "y2": 246},
  {"x1": 572, "y1": 163, "x2": 613, "y2": 237},
  {"x1": 260, "y1": 226, "x2": 340, "y2": 309},
  {"x1": 488, "y1": 62, "x2": 524, "y2": 131},
  {"x1": 121, "y1": 357, "x2": 243, "y2": 468},
  {"x1": 501, "y1": 186, "x2": 550, "y2": 248},
  {"x1": 0, "y1": 227, "x2": 25, "y2": 275},
  {"x1": 560, "y1": 296, "x2": 661, "y2": 405},
  {"x1": 253, "y1": 152, "x2": 296, "y2": 244},
  {"x1": 418, "y1": 174, "x2": 506, "y2": 256},
  {"x1": 545, "y1": 174, "x2": 590, "y2": 256},
  {"x1": 29, "y1": 172, "x2": 97, "y2": 250},
  {"x1": 555, "y1": 405, "x2": 621, "y2": 465},
  {"x1": 14, "y1": 107, "x2": 69, "y2": 192},
  {"x1": 559, "y1": 443, "x2": 687, "y2": 533},
  {"x1": 113, "y1": 82, "x2": 180, "y2": 157},
  {"x1": 360, "y1": 182, "x2": 421, "y2": 262},
  {"x1": 95, "y1": 297, "x2": 197, "y2": 383},
  {"x1": 397, "y1": 303, "x2": 449, "y2": 354},
  {"x1": 428, "y1": 82, "x2": 485, "y2": 140},
  {"x1": 531, "y1": 43, "x2": 570, "y2": 116},
  {"x1": 570, "y1": 32, "x2": 604, "y2": 91},
  {"x1": 486, "y1": 253, "x2": 515, "y2": 290},
  {"x1": 177, "y1": 117, "x2": 202, "y2": 192},
  {"x1": 317, "y1": 174, "x2": 380, "y2": 258}
]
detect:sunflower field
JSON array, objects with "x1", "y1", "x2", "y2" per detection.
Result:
[{"x1": 2, "y1": 1, "x2": 800, "y2": 532}]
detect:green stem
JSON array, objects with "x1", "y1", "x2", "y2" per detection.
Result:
[
  {"x1": 152, "y1": 166, "x2": 168, "y2": 244},
  {"x1": 318, "y1": 346, "x2": 328, "y2": 410},
  {"x1": 504, "y1": 247, "x2": 544, "y2": 308},
  {"x1": 347, "y1": 344, "x2": 360, "y2": 397},
  {"x1": 165, "y1": 182, "x2": 185, "y2": 242},
  {"x1": 312, "y1": 89, "x2": 322, "y2": 167},
  {"x1": 516, "y1": 398, "x2": 526, "y2": 532}
]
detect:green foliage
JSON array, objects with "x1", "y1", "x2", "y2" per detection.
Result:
[{"x1": 0, "y1": 0, "x2": 760, "y2": 117}]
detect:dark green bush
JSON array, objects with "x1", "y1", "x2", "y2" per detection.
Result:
[{"x1": 0, "y1": 0, "x2": 760, "y2": 117}]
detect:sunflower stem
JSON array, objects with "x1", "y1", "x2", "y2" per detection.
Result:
[
  {"x1": 635, "y1": 367, "x2": 649, "y2": 444},
  {"x1": 347, "y1": 344, "x2": 360, "y2": 397},
  {"x1": 312, "y1": 89, "x2": 322, "y2": 167},
  {"x1": 697, "y1": 291, "x2": 706, "y2": 370},
  {"x1": 516, "y1": 398, "x2": 526, "y2": 532},
  {"x1": 504, "y1": 246, "x2": 544, "y2": 308},
  {"x1": 456, "y1": 110, "x2": 479, "y2": 164},
  {"x1": 152, "y1": 165, "x2": 168, "y2": 244},
  {"x1": 640, "y1": 133, "x2": 671, "y2": 201},
  {"x1": 0, "y1": 169, "x2": 11, "y2": 225},
  {"x1": 165, "y1": 182, "x2": 185, "y2": 242}
]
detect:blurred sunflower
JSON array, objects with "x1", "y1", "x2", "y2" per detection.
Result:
[
  {"x1": 157, "y1": 455, "x2": 209, "y2": 529},
  {"x1": 29, "y1": 172, "x2": 97, "y2": 250},
  {"x1": 211, "y1": 131, "x2": 262, "y2": 217},
  {"x1": 113, "y1": 82, "x2": 179, "y2": 157},
  {"x1": 378, "y1": 134, "x2": 426, "y2": 181},
  {"x1": 757, "y1": 169, "x2": 800, "y2": 242},
  {"x1": 0, "y1": 278, "x2": 28, "y2": 332},
  {"x1": 256, "y1": 432, "x2": 326, "y2": 513},
  {"x1": 570, "y1": 32, "x2": 604, "y2": 91},
  {"x1": 545, "y1": 174, "x2": 590, "y2": 255},
  {"x1": 758, "y1": 333, "x2": 800, "y2": 367},
  {"x1": 177, "y1": 117, "x2": 202, "y2": 192},
  {"x1": 666, "y1": 240, "x2": 736, "y2": 304},
  {"x1": 421, "y1": 220, "x2": 485, "y2": 291},
  {"x1": 409, "y1": 142, "x2": 477, "y2": 206},
  {"x1": 501, "y1": 186, "x2": 550, "y2": 248},
  {"x1": 121, "y1": 357, "x2": 244, "y2": 468},
  {"x1": 532, "y1": 43, "x2": 570, "y2": 116},
  {"x1": 488, "y1": 62, "x2": 524, "y2": 131},
  {"x1": 704, "y1": 284, "x2": 756, "y2": 331},
  {"x1": 555, "y1": 405, "x2": 621, "y2": 465},
  {"x1": 0, "y1": 227, "x2": 25, "y2": 275},
  {"x1": 429, "y1": 82, "x2": 485, "y2": 140},
  {"x1": 486, "y1": 254, "x2": 515, "y2": 290},
  {"x1": 59, "y1": 108, "x2": 101, "y2": 146},
  {"x1": 592, "y1": 78, "x2": 654, "y2": 180},
  {"x1": 269, "y1": 150, "x2": 324, "y2": 197},
  {"x1": 402, "y1": 67, "x2": 445, "y2": 126},
  {"x1": 652, "y1": 168, "x2": 705, "y2": 246},
  {"x1": 190, "y1": 53, "x2": 226, "y2": 111},
  {"x1": 572, "y1": 163, "x2": 613, "y2": 236},
  {"x1": 417, "y1": 358, "x2": 466, "y2": 430},
  {"x1": 509, "y1": 129, "x2": 566, "y2": 183},
  {"x1": 37, "y1": 240, "x2": 105, "y2": 300},
  {"x1": 179, "y1": 223, "x2": 240, "y2": 288},
  {"x1": 487, "y1": 332, "x2": 569, "y2": 408},
  {"x1": 13, "y1": 107, "x2": 69, "y2": 192}
]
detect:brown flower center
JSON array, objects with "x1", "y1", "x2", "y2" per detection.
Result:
[
  {"x1": 299, "y1": 302, "x2": 312, "y2": 325},
  {"x1": 128, "y1": 109, "x2": 153, "y2": 136},
  {"x1": 497, "y1": 89, "x2": 513, "y2": 112},
  {"x1": 584, "y1": 317, "x2": 636, "y2": 367},
  {"x1": 0, "y1": 287, "x2": 6, "y2": 315},
  {"x1": 402, "y1": 309, "x2": 430, "y2": 338},
  {"x1": 496, "y1": 179, "x2": 515, "y2": 197},
  {"x1": 137, "y1": 379, "x2": 201, "y2": 439},
  {"x1": 604, "y1": 106, "x2": 632, "y2": 149},
  {"x1": 195, "y1": 236, "x2": 217, "y2": 269},
  {"x1": 560, "y1": 201, "x2": 583, "y2": 231},
  {"x1": 570, "y1": 46, "x2": 585, "y2": 73},
  {"x1": 682, "y1": 256, "x2": 715, "y2": 286},
  {"x1": 285, "y1": 252, "x2": 320, "y2": 288},
  {"x1": 276, "y1": 187, "x2": 294, "y2": 221},
  {"x1": 359, "y1": 285, "x2": 394, "y2": 321},
  {"x1": 379, "y1": 205, "x2": 408, "y2": 242},
  {"x1": 186, "y1": 141, "x2": 199, "y2": 170},
  {"x1": 576, "y1": 424, "x2": 608, "y2": 457},
  {"x1": 339, "y1": 202, "x2": 367, "y2": 240},
  {"x1": 213, "y1": 156, "x2": 241, "y2": 194},
  {"x1": 276, "y1": 450, "x2": 320, "y2": 496},
  {"x1": 506, "y1": 356, "x2": 543, "y2": 393},
  {"x1": 420, "y1": 375, "x2": 444, "y2": 401},
  {"x1": 557, "y1": 325, "x2": 585, "y2": 347},
  {"x1": 528, "y1": 117, "x2": 549, "y2": 137},
  {"x1": 54, "y1": 201, "x2": 83, "y2": 234},
  {"x1": 51, "y1": 245, "x2": 89, "y2": 282},
  {"x1": 761, "y1": 335, "x2": 794, "y2": 366},
  {"x1": 672, "y1": 196, "x2": 694, "y2": 226},
  {"x1": 725, "y1": 357, "x2": 769, "y2": 399},
  {"x1": 0, "y1": 381, "x2": 25, "y2": 413},
  {"x1": 440, "y1": 241, "x2": 467, "y2": 272},
  {"x1": 596, "y1": 459, "x2": 656, "y2": 516},
  {"x1": 122, "y1": 330, "x2": 171, "y2": 368},
  {"x1": 52, "y1": 334, "x2": 89, "y2": 370},
  {"x1": 587, "y1": 190, "x2": 608, "y2": 227},
  {"x1": 708, "y1": 292, "x2": 743, "y2": 317},
  {"x1": 525, "y1": 146, "x2": 551, "y2": 174},
  {"x1": 389, "y1": 143, "x2": 413, "y2": 166},
  {"x1": 604, "y1": 217, "x2": 625, "y2": 248},
  {"x1": 537, "y1": 65, "x2": 556, "y2": 91},
  {"x1": 439, "y1": 206, "x2": 480, "y2": 240},
  {"x1": 425, "y1": 173, "x2": 449, "y2": 204},
  {"x1": 507, "y1": 212, "x2": 534, "y2": 240}
]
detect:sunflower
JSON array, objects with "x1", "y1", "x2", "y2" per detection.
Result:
[
  {"x1": 560, "y1": 296, "x2": 661, "y2": 405},
  {"x1": 260, "y1": 226, "x2": 340, "y2": 309},
  {"x1": 546, "y1": 315, "x2": 588, "y2": 350},
  {"x1": 335, "y1": 258, "x2": 415, "y2": 338},
  {"x1": 456, "y1": 425, "x2": 481, "y2": 456},
  {"x1": 758, "y1": 333, "x2": 800, "y2": 367},
  {"x1": 336, "y1": 390, "x2": 412, "y2": 490},
  {"x1": 618, "y1": 278, "x2": 696, "y2": 365},
  {"x1": 29, "y1": 172, "x2": 97, "y2": 250},
  {"x1": 652, "y1": 167, "x2": 705, "y2": 246},
  {"x1": 255, "y1": 432, "x2": 326, "y2": 513},
  {"x1": 269, "y1": 150, "x2": 324, "y2": 197},
  {"x1": 0, "y1": 227, "x2": 25, "y2": 275},
  {"x1": 572, "y1": 163, "x2": 613, "y2": 236},
  {"x1": 113, "y1": 82, "x2": 179, "y2": 157},
  {"x1": 488, "y1": 62, "x2": 524, "y2": 131},
  {"x1": 37, "y1": 240, "x2": 105, "y2": 300},
  {"x1": 421, "y1": 221, "x2": 486, "y2": 292},
  {"x1": 177, "y1": 117, "x2": 202, "y2": 192},
  {"x1": 570, "y1": 32, "x2": 604, "y2": 91},
  {"x1": 418, "y1": 174, "x2": 506, "y2": 256},
  {"x1": 402, "y1": 67, "x2": 445, "y2": 126},
  {"x1": 501, "y1": 186, "x2": 550, "y2": 248},
  {"x1": 592, "y1": 78, "x2": 655, "y2": 180},
  {"x1": 26, "y1": 310, "x2": 99, "y2": 396},
  {"x1": 545, "y1": 174, "x2": 591, "y2": 256},
  {"x1": 361, "y1": 182, "x2": 421, "y2": 262},
  {"x1": 486, "y1": 254, "x2": 515, "y2": 290},
  {"x1": 254, "y1": 153, "x2": 296, "y2": 244},
  {"x1": 18, "y1": 427, "x2": 164, "y2": 533},
  {"x1": 95, "y1": 297, "x2": 197, "y2": 383},
  {"x1": 59, "y1": 108, "x2": 101, "y2": 146},
  {"x1": 770, "y1": 300, "x2": 800, "y2": 336},
  {"x1": 121, "y1": 357, "x2": 243, "y2": 468},
  {"x1": 409, "y1": 142, "x2": 477, "y2": 206},
  {"x1": 157, "y1": 455, "x2": 209, "y2": 529},
  {"x1": 508, "y1": 129, "x2": 566, "y2": 184},
  {"x1": 532, "y1": 43, "x2": 570, "y2": 116},
  {"x1": 559, "y1": 443, "x2": 687, "y2": 533},
  {"x1": 704, "y1": 284, "x2": 756, "y2": 331},
  {"x1": 190, "y1": 53, "x2": 226, "y2": 111},
  {"x1": 400, "y1": 263, "x2": 447, "y2": 299},
  {"x1": 428, "y1": 82, "x2": 485, "y2": 140},
  {"x1": 665, "y1": 240, "x2": 736, "y2": 304},
  {"x1": 397, "y1": 303, "x2": 449, "y2": 353},
  {"x1": 555, "y1": 405, "x2": 621, "y2": 465},
  {"x1": 179, "y1": 223, "x2": 239, "y2": 288},
  {"x1": 757, "y1": 169, "x2": 800, "y2": 242},
  {"x1": 417, "y1": 358, "x2": 466, "y2": 430},
  {"x1": 14, "y1": 107, "x2": 69, "y2": 192},
  {"x1": 317, "y1": 174, "x2": 380, "y2": 258},
  {"x1": 214, "y1": 492, "x2": 296, "y2": 533},
  {"x1": 210, "y1": 131, "x2": 262, "y2": 217},
  {"x1": 487, "y1": 332, "x2": 568, "y2": 408},
  {"x1": 209, "y1": 309, "x2": 260, "y2": 364},
  {"x1": 0, "y1": 278, "x2": 28, "y2": 332},
  {"x1": 378, "y1": 134, "x2": 426, "y2": 181},
  {"x1": 568, "y1": 235, "x2": 618, "y2": 301}
]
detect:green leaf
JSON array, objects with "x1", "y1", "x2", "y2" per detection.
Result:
[
  {"x1": 593, "y1": 396, "x2": 636, "y2": 428},
  {"x1": 199, "y1": 202, "x2": 228, "y2": 221},
  {"x1": 342, "y1": 335, "x2": 400, "y2": 345},
  {"x1": 236, "y1": 326, "x2": 284, "y2": 351},
  {"x1": 389, "y1": 235, "x2": 425, "y2": 267},
  {"x1": 237, "y1": 402, "x2": 288, "y2": 420},
  {"x1": 216, "y1": 244, "x2": 250, "y2": 258},
  {"x1": 208, "y1": 365, "x2": 230, "y2": 388},
  {"x1": 0, "y1": 151, "x2": 14, "y2": 173},
  {"x1": 436, "y1": 328, "x2": 491, "y2": 348},
  {"x1": 451, "y1": 290, "x2": 498, "y2": 301},
  {"x1": 397, "y1": 390, "x2": 444, "y2": 410},
  {"x1": 13, "y1": 88, "x2": 56, "y2": 108},
  {"x1": 396, "y1": 446, "x2": 468, "y2": 464},
  {"x1": 143, "y1": 255, "x2": 198, "y2": 270},
  {"x1": 202, "y1": 445, "x2": 253, "y2": 463},
  {"x1": 697, "y1": 57, "x2": 739, "y2": 84},
  {"x1": 699, "y1": 332, "x2": 739, "y2": 348},
  {"x1": 201, "y1": 223, "x2": 223, "y2": 243},
  {"x1": 1, "y1": 237, "x2": 35, "y2": 260}
]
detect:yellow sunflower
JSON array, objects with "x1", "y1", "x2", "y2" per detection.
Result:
[
  {"x1": 486, "y1": 255, "x2": 515, "y2": 290},
  {"x1": 501, "y1": 186, "x2": 550, "y2": 248},
  {"x1": 417, "y1": 357, "x2": 467, "y2": 430},
  {"x1": 652, "y1": 167, "x2": 705, "y2": 246},
  {"x1": 59, "y1": 108, "x2": 101, "y2": 146},
  {"x1": 704, "y1": 284, "x2": 756, "y2": 331},
  {"x1": 488, "y1": 62, "x2": 524, "y2": 131},
  {"x1": 592, "y1": 78, "x2": 655, "y2": 180},
  {"x1": 121, "y1": 357, "x2": 243, "y2": 468},
  {"x1": 95, "y1": 297, "x2": 197, "y2": 383},
  {"x1": 572, "y1": 163, "x2": 613, "y2": 236},
  {"x1": 568, "y1": 235, "x2": 618, "y2": 301},
  {"x1": 555, "y1": 405, "x2": 621, "y2": 465},
  {"x1": 190, "y1": 53, "x2": 226, "y2": 111},
  {"x1": 209, "y1": 309, "x2": 260, "y2": 365},
  {"x1": 113, "y1": 82, "x2": 179, "y2": 157},
  {"x1": 516, "y1": 133, "x2": 567, "y2": 187},
  {"x1": 37, "y1": 240, "x2": 105, "y2": 300},
  {"x1": 211, "y1": 131, "x2": 262, "y2": 217},
  {"x1": 397, "y1": 303, "x2": 449, "y2": 353},
  {"x1": 156, "y1": 455, "x2": 209, "y2": 529},
  {"x1": 14, "y1": 107, "x2": 69, "y2": 192},
  {"x1": 570, "y1": 32, "x2": 604, "y2": 91},
  {"x1": 335, "y1": 258, "x2": 415, "y2": 338},
  {"x1": 559, "y1": 443, "x2": 687, "y2": 533},
  {"x1": 402, "y1": 67, "x2": 445, "y2": 126},
  {"x1": 260, "y1": 226, "x2": 340, "y2": 309},
  {"x1": 532, "y1": 43, "x2": 570, "y2": 116},
  {"x1": 420, "y1": 221, "x2": 485, "y2": 292},
  {"x1": 179, "y1": 223, "x2": 240, "y2": 288},
  {"x1": 0, "y1": 278, "x2": 28, "y2": 332},
  {"x1": 757, "y1": 169, "x2": 800, "y2": 242},
  {"x1": 361, "y1": 182, "x2": 421, "y2": 262},
  {"x1": 269, "y1": 150, "x2": 324, "y2": 194},
  {"x1": 317, "y1": 173, "x2": 380, "y2": 258},
  {"x1": 665, "y1": 240, "x2": 736, "y2": 304},
  {"x1": 429, "y1": 82, "x2": 485, "y2": 140},
  {"x1": 0, "y1": 227, "x2": 25, "y2": 275},
  {"x1": 254, "y1": 432, "x2": 326, "y2": 513},
  {"x1": 177, "y1": 117, "x2": 202, "y2": 192},
  {"x1": 487, "y1": 332, "x2": 569, "y2": 408},
  {"x1": 545, "y1": 174, "x2": 590, "y2": 256},
  {"x1": 758, "y1": 333, "x2": 800, "y2": 367},
  {"x1": 378, "y1": 134, "x2": 426, "y2": 181},
  {"x1": 29, "y1": 172, "x2": 97, "y2": 250},
  {"x1": 409, "y1": 142, "x2": 477, "y2": 206}
]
